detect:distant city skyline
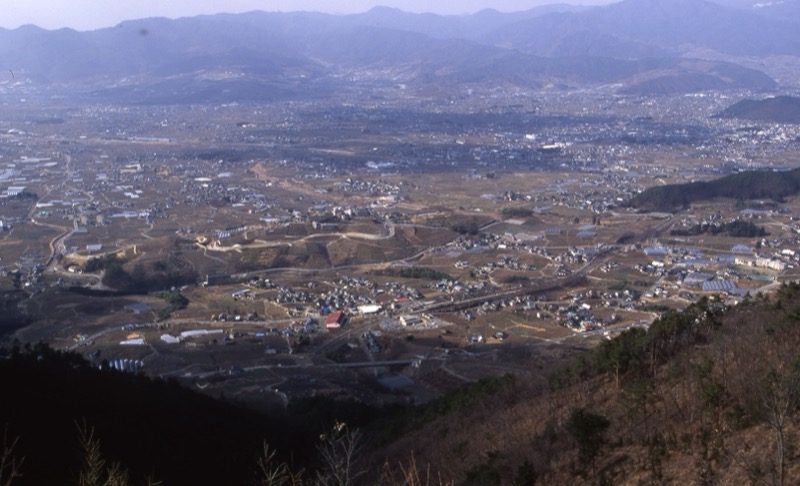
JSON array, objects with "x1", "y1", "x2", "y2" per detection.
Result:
[{"x1": 0, "y1": 0, "x2": 613, "y2": 31}]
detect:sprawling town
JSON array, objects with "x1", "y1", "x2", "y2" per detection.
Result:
[{"x1": 2, "y1": 81, "x2": 800, "y2": 407}]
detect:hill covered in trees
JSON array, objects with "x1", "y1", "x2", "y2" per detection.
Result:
[
  {"x1": 717, "y1": 96, "x2": 800, "y2": 124},
  {"x1": 363, "y1": 285, "x2": 800, "y2": 485},
  {"x1": 627, "y1": 168, "x2": 800, "y2": 211}
]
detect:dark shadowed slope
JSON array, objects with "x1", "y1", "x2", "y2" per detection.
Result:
[{"x1": 718, "y1": 96, "x2": 800, "y2": 124}]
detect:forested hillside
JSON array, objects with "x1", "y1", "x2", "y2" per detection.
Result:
[
  {"x1": 628, "y1": 168, "x2": 800, "y2": 211},
  {"x1": 718, "y1": 96, "x2": 800, "y2": 124},
  {"x1": 365, "y1": 286, "x2": 800, "y2": 485}
]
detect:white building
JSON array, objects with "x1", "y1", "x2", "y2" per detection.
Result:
[{"x1": 6, "y1": 186, "x2": 26, "y2": 197}]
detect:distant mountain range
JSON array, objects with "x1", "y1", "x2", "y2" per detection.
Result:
[
  {"x1": 715, "y1": 0, "x2": 800, "y2": 23},
  {"x1": 488, "y1": 0, "x2": 800, "y2": 58},
  {"x1": 0, "y1": 0, "x2": 796, "y2": 104}
]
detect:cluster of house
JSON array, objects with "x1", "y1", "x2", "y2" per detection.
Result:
[{"x1": 638, "y1": 230, "x2": 799, "y2": 298}]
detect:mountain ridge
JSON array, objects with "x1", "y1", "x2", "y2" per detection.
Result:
[{"x1": 0, "y1": 1, "x2": 791, "y2": 104}]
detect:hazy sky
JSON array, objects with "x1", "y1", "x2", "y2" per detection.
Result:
[{"x1": 0, "y1": 0, "x2": 612, "y2": 31}]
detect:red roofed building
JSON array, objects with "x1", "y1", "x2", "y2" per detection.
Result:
[{"x1": 325, "y1": 311, "x2": 348, "y2": 330}]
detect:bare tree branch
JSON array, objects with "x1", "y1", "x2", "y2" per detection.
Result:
[
  {"x1": 0, "y1": 425, "x2": 24, "y2": 486},
  {"x1": 316, "y1": 421, "x2": 365, "y2": 486},
  {"x1": 256, "y1": 441, "x2": 304, "y2": 486}
]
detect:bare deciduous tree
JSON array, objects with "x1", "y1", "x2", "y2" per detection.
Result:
[
  {"x1": 316, "y1": 421, "x2": 365, "y2": 486},
  {"x1": 256, "y1": 441, "x2": 304, "y2": 486},
  {"x1": 758, "y1": 368, "x2": 800, "y2": 486},
  {"x1": 0, "y1": 425, "x2": 24, "y2": 486},
  {"x1": 722, "y1": 299, "x2": 800, "y2": 486},
  {"x1": 76, "y1": 420, "x2": 136, "y2": 486}
]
